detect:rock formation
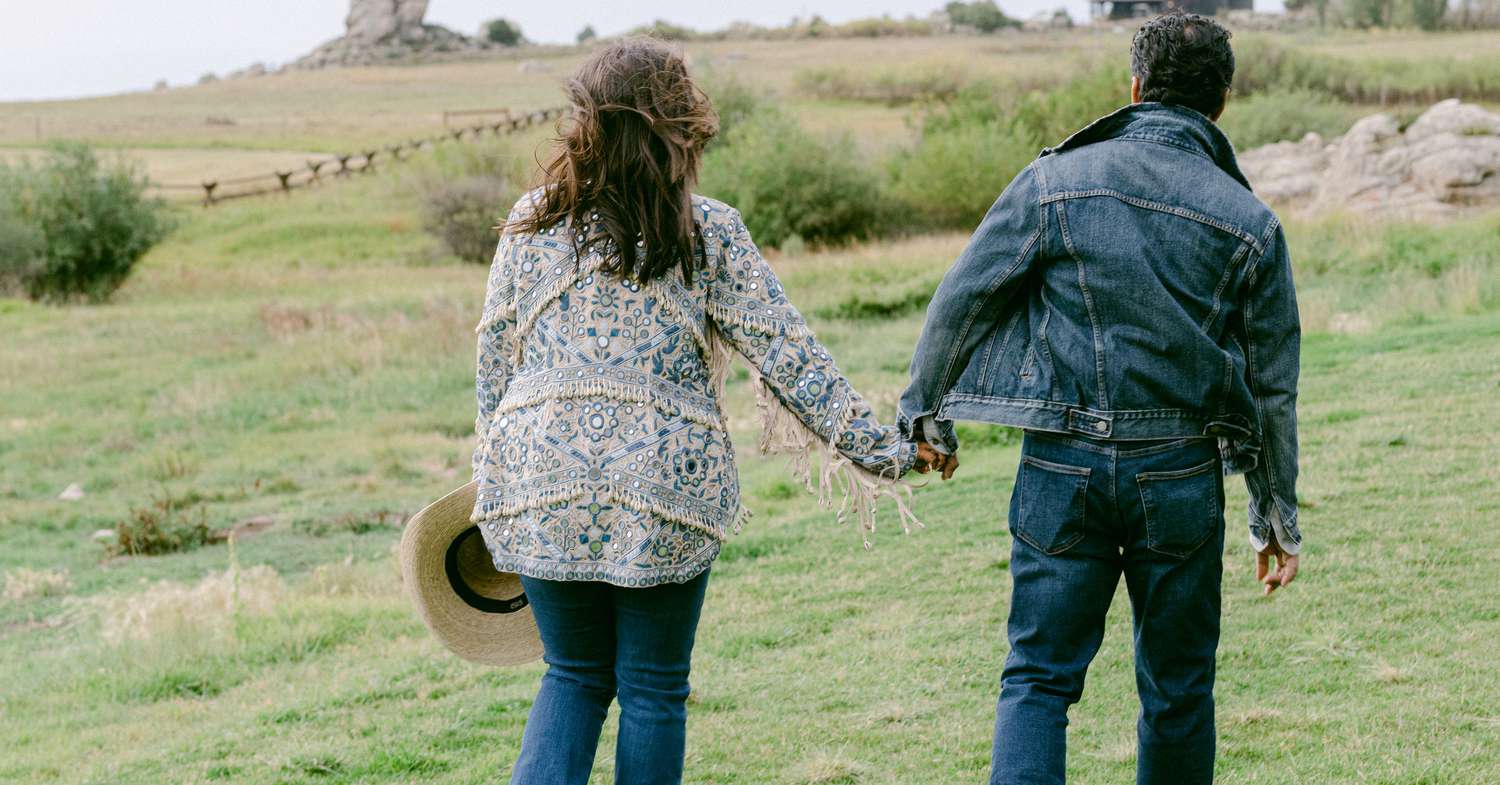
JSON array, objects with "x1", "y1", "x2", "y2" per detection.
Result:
[
  {"x1": 287, "y1": 0, "x2": 491, "y2": 71},
  {"x1": 345, "y1": 0, "x2": 429, "y2": 44},
  {"x1": 1240, "y1": 99, "x2": 1500, "y2": 215}
]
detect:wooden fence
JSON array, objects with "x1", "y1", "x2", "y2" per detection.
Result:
[{"x1": 153, "y1": 106, "x2": 570, "y2": 207}]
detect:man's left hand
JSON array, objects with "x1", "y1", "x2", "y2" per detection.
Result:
[{"x1": 1255, "y1": 534, "x2": 1300, "y2": 596}]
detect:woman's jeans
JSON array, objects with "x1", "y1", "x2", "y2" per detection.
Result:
[
  {"x1": 992, "y1": 432, "x2": 1225, "y2": 785},
  {"x1": 510, "y1": 570, "x2": 710, "y2": 785}
]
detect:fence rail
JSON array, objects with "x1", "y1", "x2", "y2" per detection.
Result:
[{"x1": 151, "y1": 106, "x2": 569, "y2": 207}]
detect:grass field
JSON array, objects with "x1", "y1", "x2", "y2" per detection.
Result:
[{"x1": 3, "y1": 26, "x2": 1500, "y2": 785}]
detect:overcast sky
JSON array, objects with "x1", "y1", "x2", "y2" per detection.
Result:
[{"x1": 0, "y1": 0, "x2": 1282, "y2": 102}]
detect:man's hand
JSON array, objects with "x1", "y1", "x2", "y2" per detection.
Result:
[
  {"x1": 914, "y1": 442, "x2": 960, "y2": 481},
  {"x1": 1255, "y1": 533, "x2": 1300, "y2": 596}
]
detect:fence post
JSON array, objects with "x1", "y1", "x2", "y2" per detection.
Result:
[
  {"x1": 276, "y1": 171, "x2": 294, "y2": 193},
  {"x1": 202, "y1": 181, "x2": 218, "y2": 207}
]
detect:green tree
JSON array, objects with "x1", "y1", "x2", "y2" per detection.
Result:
[
  {"x1": 576, "y1": 24, "x2": 597, "y2": 44},
  {"x1": 1405, "y1": 0, "x2": 1449, "y2": 28},
  {"x1": 945, "y1": 1, "x2": 1019, "y2": 33},
  {"x1": 483, "y1": 18, "x2": 524, "y2": 46},
  {"x1": 0, "y1": 143, "x2": 171, "y2": 303}
]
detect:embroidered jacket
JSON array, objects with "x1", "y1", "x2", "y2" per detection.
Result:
[{"x1": 470, "y1": 192, "x2": 917, "y2": 587}]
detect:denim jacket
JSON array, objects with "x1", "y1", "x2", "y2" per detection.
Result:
[{"x1": 899, "y1": 103, "x2": 1302, "y2": 554}]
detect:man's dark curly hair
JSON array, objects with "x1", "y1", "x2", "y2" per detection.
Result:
[{"x1": 1130, "y1": 12, "x2": 1235, "y2": 119}]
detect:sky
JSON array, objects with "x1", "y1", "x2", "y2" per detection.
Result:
[
  {"x1": 0, "y1": 0, "x2": 1282, "y2": 102},
  {"x1": 0, "y1": 1, "x2": 1048, "y2": 102}
]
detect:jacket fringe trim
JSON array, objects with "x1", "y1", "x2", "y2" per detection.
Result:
[
  {"x1": 705, "y1": 298, "x2": 814, "y2": 342},
  {"x1": 472, "y1": 480, "x2": 729, "y2": 542},
  {"x1": 493, "y1": 376, "x2": 725, "y2": 431}
]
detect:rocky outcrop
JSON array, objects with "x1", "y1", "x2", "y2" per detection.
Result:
[
  {"x1": 287, "y1": 0, "x2": 492, "y2": 71},
  {"x1": 1240, "y1": 99, "x2": 1500, "y2": 215},
  {"x1": 346, "y1": 0, "x2": 429, "y2": 44}
]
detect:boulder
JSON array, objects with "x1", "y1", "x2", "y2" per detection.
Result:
[
  {"x1": 345, "y1": 0, "x2": 429, "y2": 43},
  {"x1": 1241, "y1": 100, "x2": 1500, "y2": 216},
  {"x1": 286, "y1": 0, "x2": 489, "y2": 71}
]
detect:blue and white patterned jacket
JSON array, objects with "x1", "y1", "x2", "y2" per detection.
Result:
[{"x1": 471, "y1": 192, "x2": 917, "y2": 586}]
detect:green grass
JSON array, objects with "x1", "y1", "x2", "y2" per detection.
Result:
[{"x1": 2, "y1": 144, "x2": 1499, "y2": 783}]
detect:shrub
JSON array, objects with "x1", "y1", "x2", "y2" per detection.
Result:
[
  {"x1": 1232, "y1": 39, "x2": 1500, "y2": 104},
  {"x1": 698, "y1": 112, "x2": 890, "y2": 249},
  {"x1": 111, "y1": 491, "x2": 216, "y2": 557},
  {"x1": 699, "y1": 72, "x2": 769, "y2": 145},
  {"x1": 420, "y1": 177, "x2": 518, "y2": 264},
  {"x1": 890, "y1": 68, "x2": 1125, "y2": 229},
  {"x1": 0, "y1": 143, "x2": 171, "y2": 302},
  {"x1": 1219, "y1": 89, "x2": 1364, "y2": 149},
  {"x1": 0, "y1": 195, "x2": 46, "y2": 296},
  {"x1": 483, "y1": 18, "x2": 523, "y2": 46},
  {"x1": 407, "y1": 138, "x2": 529, "y2": 263},
  {"x1": 576, "y1": 25, "x2": 597, "y2": 44},
  {"x1": 795, "y1": 64, "x2": 968, "y2": 105},
  {"x1": 945, "y1": 1, "x2": 1020, "y2": 33},
  {"x1": 629, "y1": 19, "x2": 700, "y2": 41}
]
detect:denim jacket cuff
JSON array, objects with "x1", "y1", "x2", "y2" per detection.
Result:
[{"x1": 1248, "y1": 499, "x2": 1301, "y2": 556}]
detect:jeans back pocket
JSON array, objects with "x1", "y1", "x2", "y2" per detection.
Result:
[
  {"x1": 1012, "y1": 456, "x2": 1091, "y2": 555},
  {"x1": 1136, "y1": 458, "x2": 1221, "y2": 559}
]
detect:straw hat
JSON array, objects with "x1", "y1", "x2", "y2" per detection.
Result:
[{"x1": 399, "y1": 481, "x2": 542, "y2": 666}]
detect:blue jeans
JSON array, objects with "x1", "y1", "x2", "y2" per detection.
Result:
[
  {"x1": 992, "y1": 432, "x2": 1225, "y2": 785},
  {"x1": 511, "y1": 570, "x2": 710, "y2": 785}
]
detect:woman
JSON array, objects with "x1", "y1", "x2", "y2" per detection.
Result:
[{"x1": 471, "y1": 39, "x2": 924, "y2": 785}]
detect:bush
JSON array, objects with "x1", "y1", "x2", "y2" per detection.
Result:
[
  {"x1": 483, "y1": 18, "x2": 523, "y2": 46},
  {"x1": 699, "y1": 72, "x2": 769, "y2": 145},
  {"x1": 0, "y1": 143, "x2": 171, "y2": 302},
  {"x1": 890, "y1": 68, "x2": 1125, "y2": 229},
  {"x1": 945, "y1": 1, "x2": 1020, "y2": 33},
  {"x1": 0, "y1": 195, "x2": 46, "y2": 297},
  {"x1": 698, "y1": 112, "x2": 890, "y2": 249},
  {"x1": 1232, "y1": 39, "x2": 1500, "y2": 104},
  {"x1": 407, "y1": 138, "x2": 530, "y2": 263},
  {"x1": 629, "y1": 19, "x2": 700, "y2": 40},
  {"x1": 111, "y1": 491, "x2": 216, "y2": 557},
  {"x1": 420, "y1": 177, "x2": 519, "y2": 264},
  {"x1": 795, "y1": 64, "x2": 968, "y2": 105},
  {"x1": 1219, "y1": 89, "x2": 1364, "y2": 149}
]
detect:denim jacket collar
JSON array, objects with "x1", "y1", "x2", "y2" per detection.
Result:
[{"x1": 1040, "y1": 102, "x2": 1252, "y2": 191}]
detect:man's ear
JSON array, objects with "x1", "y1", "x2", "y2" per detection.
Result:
[
  {"x1": 1130, "y1": 75, "x2": 1142, "y2": 104},
  {"x1": 1209, "y1": 88, "x2": 1229, "y2": 122}
]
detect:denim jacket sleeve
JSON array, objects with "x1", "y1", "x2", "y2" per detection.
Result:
[
  {"x1": 898, "y1": 163, "x2": 1044, "y2": 452},
  {"x1": 472, "y1": 233, "x2": 519, "y2": 480},
  {"x1": 1241, "y1": 220, "x2": 1302, "y2": 555},
  {"x1": 709, "y1": 209, "x2": 915, "y2": 478}
]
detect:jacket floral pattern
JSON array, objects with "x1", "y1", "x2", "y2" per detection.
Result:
[{"x1": 471, "y1": 192, "x2": 917, "y2": 586}]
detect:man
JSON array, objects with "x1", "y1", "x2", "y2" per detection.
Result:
[{"x1": 901, "y1": 13, "x2": 1301, "y2": 785}]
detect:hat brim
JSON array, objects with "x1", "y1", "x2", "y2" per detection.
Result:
[{"x1": 400, "y1": 481, "x2": 542, "y2": 667}]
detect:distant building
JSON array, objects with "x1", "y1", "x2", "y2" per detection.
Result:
[{"x1": 1091, "y1": 0, "x2": 1252, "y2": 21}]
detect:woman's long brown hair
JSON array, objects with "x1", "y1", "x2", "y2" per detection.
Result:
[{"x1": 511, "y1": 38, "x2": 719, "y2": 283}]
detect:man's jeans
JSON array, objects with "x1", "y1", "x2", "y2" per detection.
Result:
[
  {"x1": 511, "y1": 570, "x2": 710, "y2": 785},
  {"x1": 992, "y1": 432, "x2": 1225, "y2": 785}
]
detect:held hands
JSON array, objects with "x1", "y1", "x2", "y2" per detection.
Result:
[
  {"x1": 1255, "y1": 532, "x2": 1300, "y2": 597},
  {"x1": 914, "y1": 441, "x2": 959, "y2": 481}
]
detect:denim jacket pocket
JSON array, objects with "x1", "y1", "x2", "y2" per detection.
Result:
[
  {"x1": 1137, "y1": 458, "x2": 1220, "y2": 558},
  {"x1": 1012, "y1": 456, "x2": 1090, "y2": 555}
]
